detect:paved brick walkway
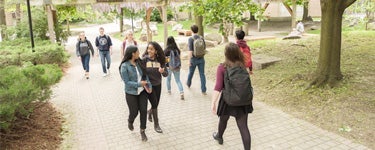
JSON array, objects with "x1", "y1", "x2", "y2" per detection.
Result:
[{"x1": 50, "y1": 23, "x2": 370, "y2": 150}]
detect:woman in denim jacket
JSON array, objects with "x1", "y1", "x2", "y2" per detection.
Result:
[{"x1": 119, "y1": 45, "x2": 152, "y2": 142}]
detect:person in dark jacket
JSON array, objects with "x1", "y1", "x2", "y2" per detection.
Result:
[
  {"x1": 119, "y1": 45, "x2": 152, "y2": 142},
  {"x1": 95, "y1": 27, "x2": 113, "y2": 77},
  {"x1": 211, "y1": 43, "x2": 253, "y2": 150},
  {"x1": 142, "y1": 41, "x2": 168, "y2": 133},
  {"x1": 76, "y1": 32, "x2": 94, "y2": 79}
]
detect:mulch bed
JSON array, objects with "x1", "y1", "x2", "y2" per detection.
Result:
[{"x1": 0, "y1": 102, "x2": 63, "y2": 149}]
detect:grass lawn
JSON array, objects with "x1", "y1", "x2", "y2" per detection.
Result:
[
  {"x1": 205, "y1": 30, "x2": 375, "y2": 148},
  {"x1": 108, "y1": 20, "x2": 374, "y2": 148}
]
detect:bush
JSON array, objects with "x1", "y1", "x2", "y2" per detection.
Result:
[
  {"x1": 0, "y1": 64, "x2": 62, "y2": 131},
  {"x1": 0, "y1": 39, "x2": 69, "y2": 68}
]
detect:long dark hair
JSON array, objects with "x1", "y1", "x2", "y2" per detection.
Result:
[
  {"x1": 143, "y1": 41, "x2": 166, "y2": 67},
  {"x1": 119, "y1": 45, "x2": 144, "y2": 74},
  {"x1": 165, "y1": 36, "x2": 180, "y2": 54},
  {"x1": 223, "y1": 42, "x2": 245, "y2": 68}
]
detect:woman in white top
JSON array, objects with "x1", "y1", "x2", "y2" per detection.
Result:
[{"x1": 121, "y1": 30, "x2": 138, "y2": 59}]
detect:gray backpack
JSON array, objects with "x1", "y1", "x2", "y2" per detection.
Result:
[{"x1": 193, "y1": 36, "x2": 206, "y2": 58}]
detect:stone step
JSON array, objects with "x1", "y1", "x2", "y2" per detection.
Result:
[{"x1": 252, "y1": 54, "x2": 281, "y2": 70}]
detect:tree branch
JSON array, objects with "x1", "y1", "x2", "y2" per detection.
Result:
[
  {"x1": 282, "y1": 2, "x2": 293, "y2": 16},
  {"x1": 343, "y1": 0, "x2": 357, "y2": 9}
]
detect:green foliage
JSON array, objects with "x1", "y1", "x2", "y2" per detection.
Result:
[
  {"x1": 10, "y1": 7, "x2": 48, "y2": 40},
  {"x1": 182, "y1": 0, "x2": 258, "y2": 38},
  {"x1": 150, "y1": 7, "x2": 174, "y2": 23},
  {"x1": 0, "y1": 39, "x2": 69, "y2": 68},
  {"x1": 0, "y1": 64, "x2": 62, "y2": 131},
  {"x1": 122, "y1": 7, "x2": 144, "y2": 19},
  {"x1": 56, "y1": 5, "x2": 85, "y2": 24}
]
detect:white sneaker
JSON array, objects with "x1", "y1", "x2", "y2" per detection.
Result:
[
  {"x1": 102, "y1": 73, "x2": 107, "y2": 77},
  {"x1": 107, "y1": 69, "x2": 110, "y2": 75}
]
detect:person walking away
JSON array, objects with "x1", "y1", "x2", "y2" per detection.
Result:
[
  {"x1": 142, "y1": 41, "x2": 168, "y2": 133},
  {"x1": 164, "y1": 36, "x2": 184, "y2": 100},
  {"x1": 76, "y1": 32, "x2": 94, "y2": 79},
  {"x1": 119, "y1": 45, "x2": 152, "y2": 142},
  {"x1": 186, "y1": 25, "x2": 207, "y2": 95},
  {"x1": 211, "y1": 43, "x2": 253, "y2": 150},
  {"x1": 95, "y1": 27, "x2": 113, "y2": 77},
  {"x1": 121, "y1": 30, "x2": 137, "y2": 59},
  {"x1": 235, "y1": 30, "x2": 253, "y2": 75}
]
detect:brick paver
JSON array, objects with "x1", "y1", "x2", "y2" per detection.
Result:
[{"x1": 50, "y1": 23, "x2": 370, "y2": 150}]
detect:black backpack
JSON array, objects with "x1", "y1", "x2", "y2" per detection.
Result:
[{"x1": 222, "y1": 66, "x2": 253, "y2": 106}]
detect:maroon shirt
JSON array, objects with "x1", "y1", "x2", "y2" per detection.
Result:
[{"x1": 214, "y1": 64, "x2": 225, "y2": 91}]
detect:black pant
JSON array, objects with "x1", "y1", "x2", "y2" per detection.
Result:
[
  {"x1": 147, "y1": 84, "x2": 162, "y2": 109},
  {"x1": 218, "y1": 114, "x2": 251, "y2": 150},
  {"x1": 126, "y1": 91, "x2": 148, "y2": 129}
]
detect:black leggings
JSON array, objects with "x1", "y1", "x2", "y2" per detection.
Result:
[
  {"x1": 126, "y1": 91, "x2": 148, "y2": 129},
  {"x1": 147, "y1": 84, "x2": 162, "y2": 109},
  {"x1": 218, "y1": 114, "x2": 251, "y2": 150}
]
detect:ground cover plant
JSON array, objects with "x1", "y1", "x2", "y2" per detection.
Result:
[
  {"x1": 204, "y1": 30, "x2": 375, "y2": 148},
  {"x1": 0, "y1": 40, "x2": 69, "y2": 149}
]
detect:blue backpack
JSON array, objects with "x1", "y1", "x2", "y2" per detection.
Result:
[{"x1": 169, "y1": 49, "x2": 181, "y2": 70}]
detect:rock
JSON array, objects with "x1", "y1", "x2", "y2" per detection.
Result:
[
  {"x1": 283, "y1": 29, "x2": 302, "y2": 40},
  {"x1": 252, "y1": 54, "x2": 282, "y2": 70},
  {"x1": 167, "y1": 21, "x2": 177, "y2": 26},
  {"x1": 139, "y1": 34, "x2": 147, "y2": 42},
  {"x1": 310, "y1": 25, "x2": 318, "y2": 30},
  {"x1": 368, "y1": 22, "x2": 375, "y2": 30},
  {"x1": 172, "y1": 24, "x2": 183, "y2": 31},
  {"x1": 204, "y1": 33, "x2": 222, "y2": 44},
  {"x1": 205, "y1": 40, "x2": 218, "y2": 48}
]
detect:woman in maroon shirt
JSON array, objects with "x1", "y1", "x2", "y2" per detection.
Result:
[{"x1": 211, "y1": 43, "x2": 253, "y2": 150}]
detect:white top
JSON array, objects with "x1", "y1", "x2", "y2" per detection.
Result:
[
  {"x1": 296, "y1": 22, "x2": 304, "y2": 33},
  {"x1": 125, "y1": 40, "x2": 136, "y2": 51},
  {"x1": 135, "y1": 66, "x2": 144, "y2": 95}
]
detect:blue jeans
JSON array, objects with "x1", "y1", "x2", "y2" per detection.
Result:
[
  {"x1": 187, "y1": 57, "x2": 206, "y2": 92},
  {"x1": 99, "y1": 50, "x2": 111, "y2": 73},
  {"x1": 166, "y1": 68, "x2": 184, "y2": 93},
  {"x1": 80, "y1": 54, "x2": 90, "y2": 72}
]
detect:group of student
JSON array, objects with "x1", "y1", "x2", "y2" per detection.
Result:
[{"x1": 76, "y1": 25, "x2": 254, "y2": 149}]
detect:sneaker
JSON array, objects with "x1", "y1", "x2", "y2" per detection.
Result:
[
  {"x1": 85, "y1": 72, "x2": 89, "y2": 79},
  {"x1": 107, "y1": 69, "x2": 110, "y2": 75},
  {"x1": 180, "y1": 94, "x2": 184, "y2": 100},
  {"x1": 102, "y1": 73, "x2": 107, "y2": 77},
  {"x1": 202, "y1": 92, "x2": 207, "y2": 95},
  {"x1": 168, "y1": 91, "x2": 171, "y2": 95}
]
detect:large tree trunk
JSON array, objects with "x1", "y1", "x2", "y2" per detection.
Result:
[
  {"x1": 0, "y1": 0, "x2": 6, "y2": 39},
  {"x1": 311, "y1": 0, "x2": 356, "y2": 87},
  {"x1": 193, "y1": 0, "x2": 204, "y2": 36},
  {"x1": 302, "y1": 1, "x2": 309, "y2": 22},
  {"x1": 16, "y1": 3, "x2": 21, "y2": 23}
]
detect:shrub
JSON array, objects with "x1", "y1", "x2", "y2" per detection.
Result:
[
  {"x1": 0, "y1": 39, "x2": 69, "y2": 68},
  {"x1": 0, "y1": 64, "x2": 62, "y2": 131}
]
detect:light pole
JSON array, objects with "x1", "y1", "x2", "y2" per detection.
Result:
[{"x1": 26, "y1": 0, "x2": 35, "y2": 52}]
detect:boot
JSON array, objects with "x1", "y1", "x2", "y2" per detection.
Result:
[
  {"x1": 148, "y1": 109, "x2": 153, "y2": 122},
  {"x1": 128, "y1": 120, "x2": 134, "y2": 131},
  {"x1": 140, "y1": 129, "x2": 148, "y2": 142},
  {"x1": 152, "y1": 109, "x2": 163, "y2": 133}
]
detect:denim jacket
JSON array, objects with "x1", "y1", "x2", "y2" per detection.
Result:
[{"x1": 120, "y1": 61, "x2": 152, "y2": 95}]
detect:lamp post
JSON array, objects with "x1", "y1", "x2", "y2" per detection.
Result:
[{"x1": 26, "y1": 0, "x2": 35, "y2": 52}]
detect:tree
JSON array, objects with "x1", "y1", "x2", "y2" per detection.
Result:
[
  {"x1": 311, "y1": 0, "x2": 357, "y2": 87},
  {"x1": 0, "y1": 0, "x2": 6, "y2": 39},
  {"x1": 190, "y1": 0, "x2": 258, "y2": 42}
]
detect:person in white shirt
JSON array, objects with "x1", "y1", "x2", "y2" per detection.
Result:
[
  {"x1": 296, "y1": 21, "x2": 305, "y2": 35},
  {"x1": 121, "y1": 30, "x2": 138, "y2": 59}
]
